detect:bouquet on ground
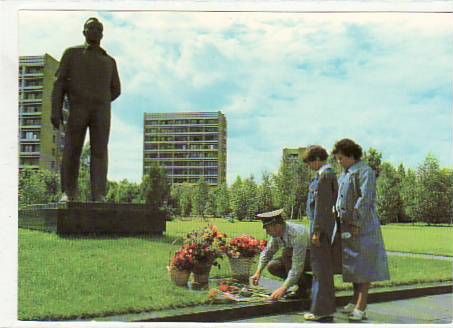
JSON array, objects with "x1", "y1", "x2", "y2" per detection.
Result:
[
  {"x1": 208, "y1": 279, "x2": 271, "y2": 303},
  {"x1": 225, "y1": 235, "x2": 267, "y2": 258}
]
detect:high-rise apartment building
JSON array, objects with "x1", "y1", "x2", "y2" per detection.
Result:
[
  {"x1": 143, "y1": 112, "x2": 227, "y2": 186},
  {"x1": 282, "y1": 147, "x2": 307, "y2": 161},
  {"x1": 19, "y1": 54, "x2": 67, "y2": 172}
]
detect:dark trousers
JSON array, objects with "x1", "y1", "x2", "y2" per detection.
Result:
[
  {"x1": 310, "y1": 233, "x2": 336, "y2": 315},
  {"x1": 62, "y1": 102, "x2": 110, "y2": 201},
  {"x1": 267, "y1": 248, "x2": 312, "y2": 292}
]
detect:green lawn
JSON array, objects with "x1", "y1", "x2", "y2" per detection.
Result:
[
  {"x1": 166, "y1": 218, "x2": 453, "y2": 256},
  {"x1": 381, "y1": 224, "x2": 453, "y2": 256},
  {"x1": 18, "y1": 219, "x2": 453, "y2": 320}
]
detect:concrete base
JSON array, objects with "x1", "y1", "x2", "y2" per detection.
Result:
[{"x1": 19, "y1": 202, "x2": 167, "y2": 236}]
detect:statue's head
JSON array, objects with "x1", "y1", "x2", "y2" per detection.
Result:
[{"x1": 83, "y1": 17, "x2": 103, "y2": 44}]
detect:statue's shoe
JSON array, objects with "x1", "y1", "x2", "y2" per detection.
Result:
[{"x1": 59, "y1": 192, "x2": 77, "y2": 202}]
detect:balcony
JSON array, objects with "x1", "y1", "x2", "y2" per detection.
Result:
[
  {"x1": 144, "y1": 123, "x2": 219, "y2": 128},
  {"x1": 20, "y1": 98, "x2": 42, "y2": 104},
  {"x1": 20, "y1": 151, "x2": 40, "y2": 157},
  {"x1": 21, "y1": 72, "x2": 44, "y2": 78},
  {"x1": 19, "y1": 164, "x2": 40, "y2": 170},
  {"x1": 20, "y1": 124, "x2": 41, "y2": 129},
  {"x1": 144, "y1": 131, "x2": 219, "y2": 136},
  {"x1": 21, "y1": 85, "x2": 43, "y2": 90},
  {"x1": 20, "y1": 111, "x2": 42, "y2": 116},
  {"x1": 20, "y1": 138, "x2": 40, "y2": 143}
]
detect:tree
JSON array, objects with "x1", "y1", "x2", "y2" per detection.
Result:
[
  {"x1": 376, "y1": 162, "x2": 403, "y2": 224},
  {"x1": 363, "y1": 147, "x2": 382, "y2": 178},
  {"x1": 205, "y1": 188, "x2": 216, "y2": 217},
  {"x1": 400, "y1": 167, "x2": 418, "y2": 223},
  {"x1": 141, "y1": 163, "x2": 171, "y2": 212},
  {"x1": 192, "y1": 177, "x2": 209, "y2": 218},
  {"x1": 214, "y1": 182, "x2": 230, "y2": 217},
  {"x1": 414, "y1": 154, "x2": 450, "y2": 224},
  {"x1": 169, "y1": 185, "x2": 183, "y2": 216},
  {"x1": 243, "y1": 175, "x2": 259, "y2": 219},
  {"x1": 274, "y1": 158, "x2": 310, "y2": 219},
  {"x1": 19, "y1": 168, "x2": 50, "y2": 206},
  {"x1": 108, "y1": 179, "x2": 141, "y2": 203},
  {"x1": 78, "y1": 144, "x2": 92, "y2": 201},
  {"x1": 179, "y1": 183, "x2": 194, "y2": 217},
  {"x1": 230, "y1": 176, "x2": 248, "y2": 220},
  {"x1": 257, "y1": 171, "x2": 274, "y2": 213}
]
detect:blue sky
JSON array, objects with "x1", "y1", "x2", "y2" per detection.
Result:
[{"x1": 19, "y1": 11, "x2": 453, "y2": 184}]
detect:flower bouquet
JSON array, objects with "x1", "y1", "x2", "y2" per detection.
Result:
[
  {"x1": 168, "y1": 248, "x2": 194, "y2": 287},
  {"x1": 225, "y1": 235, "x2": 267, "y2": 283},
  {"x1": 183, "y1": 225, "x2": 227, "y2": 286},
  {"x1": 208, "y1": 279, "x2": 271, "y2": 304}
]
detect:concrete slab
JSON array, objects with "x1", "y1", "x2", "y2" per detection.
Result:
[{"x1": 233, "y1": 293, "x2": 453, "y2": 324}]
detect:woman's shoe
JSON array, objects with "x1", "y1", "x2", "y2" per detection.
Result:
[
  {"x1": 339, "y1": 303, "x2": 355, "y2": 314},
  {"x1": 348, "y1": 308, "x2": 367, "y2": 322},
  {"x1": 303, "y1": 312, "x2": 334, "y2": 322}
]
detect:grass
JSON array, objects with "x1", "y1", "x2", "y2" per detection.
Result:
[
  {"x1": 18, "y1": 219, "x2": 453, "y2": 320},
  {"x1": 381, "y1": 224, "x2": 453, "y2": 256},
  {"x1": 167, "y1": 218, "x2": 453, "y2": 256}
]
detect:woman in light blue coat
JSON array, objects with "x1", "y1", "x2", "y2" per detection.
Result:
[{"x1": 332, "y1": 138, "x2": 390, "y2": 322}]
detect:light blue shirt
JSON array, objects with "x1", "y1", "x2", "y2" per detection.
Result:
[{"x1": 257, "y1": 222, "x2": 309, "y2": 288}]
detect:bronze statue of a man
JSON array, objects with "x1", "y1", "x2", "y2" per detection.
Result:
[{"x1": 51, "y1": 17, "x2": 121, "y2": 202}]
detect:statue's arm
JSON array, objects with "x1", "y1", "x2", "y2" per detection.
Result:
[
  {"x1": 51, "y1": 49, "x2": 71, "y2": 128},
  {"x1": 110, "y1": 58, "x2": 121, "y2": 101}
]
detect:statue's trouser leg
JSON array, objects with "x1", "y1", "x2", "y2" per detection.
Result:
[
  {"x1": 62, "y1": 106, "x2": 90, "y2": 199},
  {"x1": 88, "y1": 103, "x2": 111, "y2": 201}
]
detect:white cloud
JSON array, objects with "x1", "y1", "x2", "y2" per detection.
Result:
[{"x1": 18, "y1": 11, "x2": 453, "y2": 185}]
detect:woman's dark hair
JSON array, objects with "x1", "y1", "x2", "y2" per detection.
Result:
[
  {"x1": 302, "y1": 145, "x2": 329, "y2": 163},
  {"x1": 332, "y1": 138, "x2": 363, "y2": 160}
]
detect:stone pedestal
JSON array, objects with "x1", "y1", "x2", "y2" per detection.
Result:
[{"x1": 19, "y1": 202, "x2": 166, "y2": 236}]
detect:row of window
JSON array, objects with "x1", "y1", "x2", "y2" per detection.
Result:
[
  {"x1": 143, "y1": 158, "x2": 218, "y2": 167},
  {"x1": 172, "y1": 177, "x2": 218, "y2": 184},
  {"x1": 21, "y1": 144, "x2": 40, "y2": 153},
  {"x1": 20, "y1": 158, "x2": 40, "y2": 166},
  {"x1": 19, "y1": 78, "x2": 43, "y2": 87},
  {"x1": 144, "y1": 152, "x2": 219, "y2": 159},
  {"x1": 145, "y1": 119, "x2": 219, "y2": 125},
  {"x1": 21, "y1": 118, "x2": 41, "y2": 126},
  {"x1": 19, "y1": 66, "x2": 43, "y2": 75},
  {"x1": 144, "y1": 144, "x2": 218, "y2": 150},
  {"x1": 144, "y1": 135, "x2": 218, "y2": 142},
  {"x1": 19, "y1": 158, "x2": 57, "y2": 170},
  {"x1": 165, "y1": 168, "x2": 218, "y2": 175},
  {"x1": 20, "y1": 131, "x2": 40, "y2": 140},
  {"x1": 21, "y1": 105, "x2": 42, "y2": 113},
  {"x1": 20, "y1": 91, "x2": 42, "y2": 100},
  {"x1": 145, "y1": 127, "x2": 219, "y2": 133}
]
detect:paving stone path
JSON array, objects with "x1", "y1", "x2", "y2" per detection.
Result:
[
  {"x1": 387, "y1": 251, "x2": 453, "y2": 261},
  {"x1": 232, "y1": 293, "x2": 453, "y2": 324}
]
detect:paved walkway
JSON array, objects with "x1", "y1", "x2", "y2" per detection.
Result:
[
  {"x1": 232, "y1": 293, "x2": 453, "y2": 324},
  {"x1": 387, "y1": 251, "x2": 453, "y2": 261}
]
